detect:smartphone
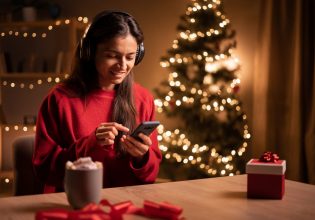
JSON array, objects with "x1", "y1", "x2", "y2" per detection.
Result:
[{"x1": 130, "y1": 121, "x2": 160, "y2": 142}]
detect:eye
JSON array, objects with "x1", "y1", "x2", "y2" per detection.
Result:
[
  {"x1": 126, "y1": 55, "x2": 135, "y2": 61},
  {"x1": 104, "y1": 53, "x2": 117, "y2": 58}
]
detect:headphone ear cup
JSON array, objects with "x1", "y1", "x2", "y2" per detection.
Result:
[{"x1": 135, "y1": 42, "x2": 145, "y2": 65}]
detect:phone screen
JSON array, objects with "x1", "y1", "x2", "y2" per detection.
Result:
[{"x1": 130, "y1": 121, "x2": 160, "y2": 142}]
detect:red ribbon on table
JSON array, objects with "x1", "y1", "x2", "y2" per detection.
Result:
[
  {"x1": 35, "y1": 199, "x2": 184, "y2": 220},
  {"x1": 143, "y1": 200, "x2": 183, "y2": 220},
  {"x1": 259, "y1": 151, "x2": 280, "y2": 162}
]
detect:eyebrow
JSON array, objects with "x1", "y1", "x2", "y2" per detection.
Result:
[{"x1": 103, "y1": 49, "x2": 136, "y2": 55}]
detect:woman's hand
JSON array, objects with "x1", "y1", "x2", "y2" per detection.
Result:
[
  {"x1": 121, "y1": 133, "x2": 152, "y2": 160},
  {"x1": 95, "y1": 122, "x2": 129, "y2": 146}
]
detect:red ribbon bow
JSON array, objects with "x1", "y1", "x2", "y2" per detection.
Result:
[
  {"x1": 259, "y1": 151, "x2": 279, "y2": 162},
  {"x1": 36, "y1": 199, "x2": 184, "y2": 220}
]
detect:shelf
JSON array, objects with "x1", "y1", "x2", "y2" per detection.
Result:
[
  {"x1": 0, "y1": 18, "x2": 87, "y2": 30},
  {"x1": 0, "y1": 170, "x2": 13, "y2": 178},
  {"x1": 0, "y1": 73, "x2": 67, "y2": 79},
  {"x1": 1, "y1": 124, "x2": 36, "y2": 132},
  {"x1": 0, "y1": 17, "x2": 84, "y2": 174},
  {"x1": 0, "y1": 18, "x2": 86, "y2": 80},
  {"x1": 1, "y1": 123, "x2": 36, "y2": 127}
]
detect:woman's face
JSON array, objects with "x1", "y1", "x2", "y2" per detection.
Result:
[{"x1": 95, "y1": 34, "x2": 138, "y2": 90}]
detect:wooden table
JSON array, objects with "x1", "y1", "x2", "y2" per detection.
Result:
[{"x1": 0, "y1": 175, "x2": 314, "y2": 219}]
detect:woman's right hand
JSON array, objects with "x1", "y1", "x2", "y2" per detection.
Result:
[{"x1": 95, "y1": 122, "x2": 129, "y2": 146}]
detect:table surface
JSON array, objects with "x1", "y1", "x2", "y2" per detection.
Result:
[{"x1": 0, "y1": 174, "x2": 314, "y2": 220}]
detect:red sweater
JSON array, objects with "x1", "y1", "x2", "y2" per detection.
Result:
[{"x1": 33, "y1": 83, "x2": 161, "y2": 193}]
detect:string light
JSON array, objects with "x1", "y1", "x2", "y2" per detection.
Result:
[
  {"x1": 1, "y1": 75, "x2": 68, "y2": 90},
  {"x1": 3, "y1": 125, "x2": 36, "y2": 132},
  {"x1": 160, "y1": 50, "x2": 236, "y2": 68},
  {"x1": 155, "y1": 0, "x2": 250, "y2": 178},
  {"x1": 0, "y1": 17, "x2": 89, "y2": 39},
  {"x1": 157, "y1": 124, "x2": 249, "y2": 176},
  {"x1": 0, "y1": 18, "x2": 87, "y2": 90}
]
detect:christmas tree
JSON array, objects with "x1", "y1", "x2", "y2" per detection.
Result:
[{"x1": 155, "y1": 0, "x2": 251, "y2": 180}]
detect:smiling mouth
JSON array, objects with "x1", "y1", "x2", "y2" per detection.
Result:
[{"x1": 110, "y1": 71, "x2": 126, "y2": 76}]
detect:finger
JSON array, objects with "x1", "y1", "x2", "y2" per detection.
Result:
[
  {"x1": 95, "y1": 131, "x2": 115, "y2": 140},
  {"x1": 122, "y1": 138, "x2": 144, "y2": 157},
  {"x1": 98, "y1": 122, "x2": 129, "y2": 133},
  {"x1": 113, "y1": 123, "x2": 130, "y2": 132},
  {"x1": 97, "y1": 126, "x2": 118, "y2": 135},
  {"x1": 99, "y1": 122, "x2": 117, "y2": 127},
  {"x1": 104, "y1": 131, "x2": 116, "y2": 140},
  {"x1": 97, "y1": 122, "x2": 115, "y2": 132},
  {"x1": 121, "y1": 138, "x2": 137, "y2": 157},
  {"x1": 105, "y1": 138, "x2": 114, "y2": 145},
  {"x1": 127, "y1": 133, "x2": 151, "y2": 147},
  {"x1": 126, "y1": 135, "x2": 142, "y2": 146},
  {"x1": 99, "y1": 139, "x2": 114, "y2": 146},
  {"x1": 95, "y1": 132, "x2": 104, "y2": 140},
  {"x1": 125, "y1": 136, "x2": 148, "y2": 154},
  {"x1": 138, "y1": 133, "x2": 152, "y2": 146}
]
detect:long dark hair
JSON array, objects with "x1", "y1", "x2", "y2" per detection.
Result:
[{"x1": 63, "y1": 11, "x2": 144, "y2": 155}]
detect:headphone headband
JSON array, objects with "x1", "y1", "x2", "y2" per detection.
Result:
[{"x1": 79, "y1": 10, "x2": 145, "y2": 65}]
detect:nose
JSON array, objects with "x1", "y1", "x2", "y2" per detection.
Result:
[{"x1": 117, "y1": 57, "x2": 127, "y2": 70}]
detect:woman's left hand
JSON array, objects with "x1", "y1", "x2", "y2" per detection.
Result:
[{"x1": 121, "y1": 133, "x2": 152, "y2": 160}]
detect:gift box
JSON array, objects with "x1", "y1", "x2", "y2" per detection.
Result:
[{"x1": 246, "y1": 152, "x2": 286, "y2": 199}]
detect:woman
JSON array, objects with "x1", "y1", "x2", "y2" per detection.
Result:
[{"x1": 33, "y1": 10, "x2": 161, "y2": 193}]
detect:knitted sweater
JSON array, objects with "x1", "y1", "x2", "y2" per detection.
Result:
[{"x1": 33, "y1": 83, "x2": 161, "y2": 193}]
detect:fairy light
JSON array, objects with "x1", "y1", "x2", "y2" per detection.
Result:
[
  {"x1": 2, "y1": 125, "x2": 36, "y2": 132},
  {"x1": 179, "y1": 3, "x2": 230, "y2": 42},
  {"x1": 160, "y1": 61, "x2": 170, "y2": 68},
  {"x1": 83, "y1": 17, "x2": 89, "y2": 24},
  {"x1": 172, "y1": 42, "x2": 178, "y2": 49},
  {"x1": 205, "y1": 62, "x2": 220, "y2": 73},
  {"x1": 1, "y1": 17, "x2": 88, "y2": 39},
  {"x1": 189, "y1": 33, "x2": 197, "y2": 41},
  {"x1": 1, "y1": 75, "x2": 67, "y2": 90},
  {"x1": 225, "y1": 57, "x2": 240, "y2": 71},
  {"x1": 180, "y1": 32, "x2": 188, "y2": 39},
  {"x1": 55, "y1": 20, "x2": 61, "y2": 26},
  {"x1": 155, "y1": 0, "x2": 250, "y2": 177},
  {"x1": 157, "y1": 121, "x2": 249, "y2": 177}
]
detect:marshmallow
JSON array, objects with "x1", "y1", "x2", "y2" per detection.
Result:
[{"x1": 66, "y1": 157, "x2": 102, "y2": 170}]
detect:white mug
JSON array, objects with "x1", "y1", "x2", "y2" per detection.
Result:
[{"x1": 64, "y1": 167, "x2": 103, "y2": 209}]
